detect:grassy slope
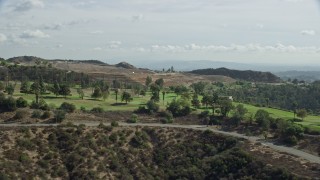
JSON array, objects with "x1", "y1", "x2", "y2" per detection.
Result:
[
  {"x1": 234, "y1": 102, "x2": 320, "y2": 131},
  {"x1": 10, "y1": 83, "x2": 320, "y2": 131}
]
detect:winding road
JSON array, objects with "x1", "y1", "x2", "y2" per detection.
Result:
[{"x1": 1, "y1": 122, "x2": 319, "y2": 164}]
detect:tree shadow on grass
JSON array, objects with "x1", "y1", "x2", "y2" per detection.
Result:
[{"x1": 111, "y1": 103, "x2": 128, "y2": 106}]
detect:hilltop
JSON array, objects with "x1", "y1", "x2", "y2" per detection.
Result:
[
  {"x1": 2, "y1": 56, "x2": 236, "y2": 86},
  {"x1": 190, "y1": 67, "x2": 281, "y2": 83}
]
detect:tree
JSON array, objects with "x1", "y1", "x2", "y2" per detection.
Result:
[
  {"x1": 209, "y1": 92, "x2": 219, "y2": 115},
  {"x1": 191, "y1": 93, "x2": 200, "y2": 108},
  {"x1": 150, "y1": 84, "x2": 160, "y2": 102},
  {"x1": 30, "y1": 82, "x2": 40, "y2": 103},
  {"x1": 92, "y1": 87, "x2": 102, "y2": 99},
  {"x1": 53, "y1": 81, "x2": 60, "y2": 97},
  {"x1": 254, "y1": 109, "x2": 270, "y2": 129},
  {"x1": 77, "y1": 88, "x2": 84, "y2": 100},
  {"x1": 167, "y1": 99, "x2": 191, "y2": 117},
  {"x1": 121, "y1": 91, "x2": 132, "y2": 104},
  {"x1": 291, "y1": 102, "x2": 298, "y2": 118},
  {"x1": 114, "y1": 89, "x2": 119, "y2": 103},
  {"x1": 219, "y1": 99, "x2": 233, "y2": 117},
  {"x1": 59, "y1": 102, "x2": 76, "y2": 113},
  {"x1": 59, "y1": 84, "x2": 71, "y2": 98},
  {"x1": 39, "y1": 76, "x2": 46, "y2": 94},
  {"x1": 20, "y1": 81, "x2": 30, "y2": 94},
  {"x1": 162, "y1": 91, "x2": 166, "y2": 104},
  {"x1": 296, "y1": 109, "x2": 307, "y2": 120},
  {"x1": 191, "y1": 82, "x2": 207, "y2": 95},
  {"x1": 232, "y1": 104, "x2": 248, "y2": 126},
  {"x1": 146, "y1": 100, "x2": 159, "y2": 113},
  {"x1": 0, "y1": 81, "x2": 4, "y2": 91},
  {"x1": 5, "y1": 83, "x2": 15, "y2": 96},
  {"x1": 145, "y1": 76, "x2": 152, "y2": 88},
  {"x1": 155, "y1": 78, "x2": 164, "y2": 88},
  {"x1": 202, "y1": 95, "x2": 210, "y2": 109},
  {"x1": 102, "y1": 90, "x2": 109, "y2": 101},
  {"x1": 233, "y1": 104, "x2": 248, "y2": 119}
]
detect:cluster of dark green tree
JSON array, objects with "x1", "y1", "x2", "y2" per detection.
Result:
[
  {"x1": 190, "y1": 67, "x2": 281, "y2": 83},
  {"x1": 223, "y1": 82, "x2": 320, "y2": 115},
  {"x1": 0, "y1": 63, "x2": 91, "y2": 87}
]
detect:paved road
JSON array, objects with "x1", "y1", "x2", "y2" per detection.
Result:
[{"x1": 1, "y1": 122, "x2": 319, "y2": 164}]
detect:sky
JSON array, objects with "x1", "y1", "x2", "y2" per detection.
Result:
[{"x1": 0, "y1": 0, "x2": 320, "y2": 65}]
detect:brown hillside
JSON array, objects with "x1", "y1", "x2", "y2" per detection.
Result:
[{"x1": 51, "y1": 61, "x2": 235, "y2": 86}]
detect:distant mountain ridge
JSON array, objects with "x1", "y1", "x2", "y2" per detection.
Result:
[{"x1": 190, "y1": 67, "x2": 281, "y2": 83}]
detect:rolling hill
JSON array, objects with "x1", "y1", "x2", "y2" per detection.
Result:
[{"x1": 190, "y1": 67, "x2": 281, "y2": 83}]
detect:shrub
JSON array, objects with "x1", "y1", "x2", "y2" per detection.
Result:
[
  {"x1": 54, "y1": 110, "x2": 66, "y2": 123},
  {"x1": 111, "y1": 121, "x2": 119, "y2": 127},
  {"x1": 128, "y1": 114, "x2": 138, "y2": 123},
  {"x1": 30, "y1": 99, "x2": 49, "y2": 110},
  {"x1": 91, "y1": 107, "x2": 104, "y2": 113},
  {"x1": 41, "y1": 111, "x2": 51, "y2": 119},
  {"x1": 135, "y1": 106, "x2": 148, "y2": 114},
  {"x1": 159, "y1": 111, "x2": 174, "y2": 124},
  {"x1": 167, "y1": 99, "x2": 191, "y2": 117},
  {"x1": 283, "y1": 135, "x2": 298, "y2": 146},
  {"x1": 59, "y1": 102, "x2": 76, "y2": 113},
  {"x1": 19, "y1": 153, "x2": 31, "y2": 164},
  {"x1": 80, "y1": 106, "x2": 86, "y2": 112},
  {"x1": 3, "y1": 96, "x2": 17, "y2": 111},
  {"x1": 146, "y1": 100, "x2": 159, "y2": 113},
  {"x1": 14, "y1": 109, "x2": 30, "y2": 119},
  {"x1": 16, "y1": 97, "x2": 28, "y2": 108},
  {"x1": 32, "y1": 110, "x2": 42, "y2": 118}
]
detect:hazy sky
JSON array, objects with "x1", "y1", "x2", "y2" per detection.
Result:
[{"x1": 0, "y1": 0, "x2": 320, "y2": 65}]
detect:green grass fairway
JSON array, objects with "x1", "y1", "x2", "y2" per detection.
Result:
[
  {"x1": 234, "y1": 102, "x2": 320, "y2": 131},
  {"x1": 13, "y1": 84, "x2": 179, "y2": 112}
]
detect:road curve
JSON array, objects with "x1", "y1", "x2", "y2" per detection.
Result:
[{"x1": 0, "y1": 122, "x2": 319, "y2": 164}]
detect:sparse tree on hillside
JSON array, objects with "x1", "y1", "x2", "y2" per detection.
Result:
[
  {"x1": 155, "y1": 78, "x2": 164, "y2": 89},
  {"x1": 102, "y1": 90, "x2": 109, "y2": 101},
  {"x1": 292, "y1": 101, "x2": 298, "y2": 118},
  {"x1": 0, "y1": 81, "x2": 4, "y2": 91},
  {"x1": 191, "y1": 93, "x2": 200, "y2": 108},
  {"x1": 150, "y1": 84, "x2": 160, "y2": 102},
  {"x1": 77, "y1": 88, "x2": 84, "y2": 100},
  {"x1": 115, "y1": 89, "x2": 119, "y2": 103},
  {"x1": 31, "y1": 82, "x2": 40, "y2": 103},
  {"x1": 122, "y1": 91, "x2": 132, "y2": 104},
  {"x1": 5, "y1": 83, "x2": 15, "y2": 96},
  {"x1": 59, "y1": 84, "x2": 71, "y2": 98},
  {"x1": 219, "y1": 99, "x2": 233, "y2": 117},
  {"x1": 92, "y1": 87, "x2": 103, "y2": 99},
  {"x1": 20, "y1": 81, "x2": 30, "y2": 94},
  {"x1": 296, "y1": 109, "x2": 307, "y2": 120},
  {"x1": 53, "y1": 81, "x2": 60, "y2": 97},
  {"x1": 145, "y1": 76, "x2": 152, "y2": 88}
]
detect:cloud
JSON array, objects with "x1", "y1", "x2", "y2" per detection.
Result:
[
  {"x1": 146, "y1": 43, "x2": 320, "y2": 54},
  {"x1": 90, "y1": 30, "x2": 104, "y2": 34},
  {"x1": 0, "y1": 33, "x2": 7, "y2": 42},
  {"x1": 13, "y1": 0, "x2": 44, "y2": 12},
  {"x1": 20, "y1": 30, "x2": 50, "y2": 38},
  {"x1": 132, "y1": 14, "x2": 144, "y2": 22},
  {"x1": 44, "y1": 24, "x2": 63, "y2": 31},
  {"x1": 301, "y1": 30, "x2": 316, "y2": 36},
  {"x1": 93, "y1": 47, "x2": 103, "y2": 51},
  {"x1": 108, "y1": 41, "x2": 122, "y2": 49},
  {"x1": 256, "y1": 23, "x2": 264, "y2": 29}
]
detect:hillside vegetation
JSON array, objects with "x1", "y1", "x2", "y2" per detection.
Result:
[
  {"x1": 0, "y1": 125, "x2": 295, "y2": 179},
  {"x1": 190, "y1": 67, "x2": 281, "y2": 83}
]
